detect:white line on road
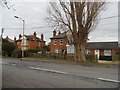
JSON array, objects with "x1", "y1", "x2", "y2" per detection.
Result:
[
  {"x1": 97, "y1": 78, "x2": 120, "y2": 83},
  {"x1": 29, "y1": 67, "x2": 120, "y2": 83},
  {"x1": 11, "y1": 64, "x2": 17, "y2": 66},
  {"x1": 29, "y1": 67, "x2": 69, "y2": 75}
]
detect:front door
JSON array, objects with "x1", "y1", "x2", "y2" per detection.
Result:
[{"x1": 95, "y1": 50, "x2": 100, "y2": 59}]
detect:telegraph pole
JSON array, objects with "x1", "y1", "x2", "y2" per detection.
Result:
[
  {"x1": 14, "y1": 16, "x2": 25, "y2": 58},
  {"x1": 0, "y1": 28, "x2": 4, "y2": 55}
]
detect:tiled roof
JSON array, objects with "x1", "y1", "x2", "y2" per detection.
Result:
[
  {"x1": 7, "y1": 38, "x2": 14, "y2": 43},
  {"x1": 50, "y1": 32, "x2": 66, "y2": 39},
  {"x1": 86, "y1": 42, "x2": 118, "y2": 50},
  {"x1": 16, "y1": 35, "x2": 45, "y2": 42}
]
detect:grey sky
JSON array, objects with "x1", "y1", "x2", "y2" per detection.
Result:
[{"x1": 0, "y1": 0, "x2": 119, "y2": 44}]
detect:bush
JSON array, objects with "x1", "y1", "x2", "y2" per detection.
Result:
[
  {"x1": 2, "y1": 39, "x2": 16, "y2": 57},
  {"x1": 116, "y1": 50, "x2": 120, "y2": 54},
  {"x1": 112, "y1": 54, "x2": 120, "y2": 61},
  {"x1": 13, "y1": 50, "x2": 29, "y2": 58},
  {"x1": 27, "y1": 49, "x2": 38, "y2": 53},
  {"x1": 2, "y1": 51, "x2": 7, "y2": 56},
  {"x1": 13, "y1": 50, "x2": 22, "y2": 58},
  {"x1": 86, "y1": 54, "x2": 97, "y2": 62}
]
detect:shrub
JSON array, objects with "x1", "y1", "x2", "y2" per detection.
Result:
[
  {"x1": 2, "y1": 39, "x2": 16, "y2": 57},
  {"x1": 112, "y1": 54, "x2": 120, "y2": 61},
  {"x1": 27, "y1": 49, "x2": 38, "y2": 53},
  {"x1": 86, "y1": 54, "x2": 97, "y2": 62},
  {"x1": 13, "y1": 50, "x2": 22, "y2": 58},
  {"x1": 13, "y1": 50, "x2": 28, "y2": 58},
  {"x1": 116, "y1": 50, "x2": 120, "y2": 54},
  {"x1": 2, "y1": 51, "x2": 7, "y2": 56}
]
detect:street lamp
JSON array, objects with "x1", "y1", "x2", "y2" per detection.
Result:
[{"x1": 14, "y1": 16, "x2": 25, "y2": 58}]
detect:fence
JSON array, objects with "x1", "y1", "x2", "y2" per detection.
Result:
[
  {"x1": 28, "y1": 53, "x2": 67, "y2": 59},
  {"x1": 112, "y1": 54, "x2": 120, "y2": 61},
  {"x1": 28, "y1": 53, "x2": 97, "y2": 62}
]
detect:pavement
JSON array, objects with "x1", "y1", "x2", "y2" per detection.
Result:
[{"x1": 1, "y1": 58, "x2": 119, "y2": 88}]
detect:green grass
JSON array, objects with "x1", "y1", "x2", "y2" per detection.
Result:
[
  {"x1": 24, "y1": 57, "x2": 114, "y2": 66},
  {"x1": 2, "y1": 56, "x2": 119, "y2": 66}
]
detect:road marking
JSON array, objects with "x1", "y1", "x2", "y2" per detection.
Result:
[
  {"x1": 29, "y1": 67, "x2": 69, "y2": 75},
  {"x1": 97, "y1": 78, "x2": 120, "y2": 83},
  {"x1": 11, "y1": 64, "x2": 17, "y2": 66}
]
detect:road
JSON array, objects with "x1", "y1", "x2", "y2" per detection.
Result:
[{"x1": 2, "y1": 58, "x2": 119, "y2": 88}]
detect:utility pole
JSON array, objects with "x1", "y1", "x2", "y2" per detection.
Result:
[
  {"x1": 14, "y1": 16, "x2": 25, "y2": 58},
  {"x1": 0, "y1": 28, "x2": 4, "y2": 55},
  {"x1": 1, "y1": 28, "x2": 4, "y2": 38}
]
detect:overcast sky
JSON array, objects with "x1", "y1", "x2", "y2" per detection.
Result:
[{"x1": 0, "y1": 0, "x2": 119, "y2": 44}]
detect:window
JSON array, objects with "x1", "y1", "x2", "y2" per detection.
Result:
[
  {"x1": 60, "y1": 39, "x2": 63, "y2": 45},
  {"x1": 104, "y1": 50, "x2": 111, "y2": 56},
  {"x1": 21, "y1": 39, "x2": 28, "y2": 45},
  {"x1": 54, "y1": 39, "x2": 57, "y2": 45},
  {"x1": 55, "y1": 49, "x2": 58, "y2": 53},
  {"x1": 96, "y1": 50, "x2": 98, "y2": 52},
  {"x1": 67, "y1": 45, "x2": 74, "y2": 54},
  {"x1": 86, "y1": 50, "x2": 90, "y2": 54}
]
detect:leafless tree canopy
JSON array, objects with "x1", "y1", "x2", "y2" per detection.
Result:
[{"x1": 47, "y1": 0, "x2": 105, "y2": 61}]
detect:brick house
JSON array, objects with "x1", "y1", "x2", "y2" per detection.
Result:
[
  {"x1": 50, "y1": 30, "x2": 67, "y2": 53},
  {"x1": 85, "y1": 42, "x2": 118, "y2": 60},
  {"x1": 50, "y1": 30, "x2": 118, "y2": 60},
  {"x1": 15, "y1": 32, "x2": 46, "y2": 50},
  {"x1": 5, "y1": 36, "x2": 14, "y2": 43}
]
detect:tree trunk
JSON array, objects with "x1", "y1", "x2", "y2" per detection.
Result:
[
  {"x1": 74, "y1": 45, "x2": 78, "y2": 61},
  {"x1": 80, "y1": 44, "x2": 86, "y2": 62},
  {"x1": 74, "y1": 44, "x2": 86, "y2": 62}
]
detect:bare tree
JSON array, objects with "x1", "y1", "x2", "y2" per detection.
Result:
[{"x1": 47, "y1": 0, "x2": 105, "y2": 62}]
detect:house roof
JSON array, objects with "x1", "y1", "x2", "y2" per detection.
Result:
[
  {"x1": 50, "y1": 32, "x2": 66, "y2": 39},
  {"x1": 16, "y1": 35, "x2": 45, "y2": 42},
  {"x1": 86, "y1": 42, "x2": 118, "y2": 50},
  {"x1": 7, "y1": 38, "x2": 14, "y2": 43}
]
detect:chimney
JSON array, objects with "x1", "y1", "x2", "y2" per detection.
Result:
[
  {"x1": 6, "y1": 36, "x2": 8, "y2": 40},
  {"x1": 58, "y1": 31, "x2": 61, "y2": 35},
  {"x1": 14, "y1": 37, "x2": 16, "y2": 41},
  {"x1": 33, "y1": 32, "x2": 36, "y2": 40},
  {"x1": 19, "y1": 34, "x2": 22, "y2": 39},
  {"x1": 41, "y1": 34, "x2": 44, "y2": 41},
  {"x1": 53, "y1": 30, "x2": 56, "y2": 37}
]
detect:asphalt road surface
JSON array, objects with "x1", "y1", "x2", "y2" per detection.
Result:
[{"x1": 2, "y1": 58, "x2": 119, "y2": 88}]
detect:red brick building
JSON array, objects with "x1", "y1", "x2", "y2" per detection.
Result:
[
  {"x1": 50, "y1": 30, "x2": 118, "y2": 60},
  {"x1": 50, "y1": 30, "x2": 67, "y2": 53},
  {"x1": 15, "y1": 32, "x2": 46, "y2": 50},
  {"x1": 85, "y1": 42, "x2": 118, "y2": 60},
  {"x1": 5, "y1": 36, "x2": 14, "y2": 43}
]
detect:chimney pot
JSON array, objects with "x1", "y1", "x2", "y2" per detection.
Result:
[
  {"x1": 19, "y1": 34, "x2": 22, "y2": 39},
  {"x1": 14, "y1": 37, "x2": 16, "y2": 41},
  {"x1": 6, "y1": 36, "x2": 8, "y2": 40},
  {"x1": 58, "y1": 31, "x2": 61, "y2": 35},
  {"x1": 53, "y1": 30, "x2": 56, "y2": 37},
  {"x1": 33, "y1": 32, "x2": 36, "y2": 40},
  {"x1": 41, "y1": 34, "x2": 44, "y2": 41}
]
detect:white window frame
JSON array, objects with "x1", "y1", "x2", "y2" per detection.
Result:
[
  {"x1": 55, "y1": 48, "x2": 58, "y2": 53},
  {"x1": 60, "y1": 39, "x2": 63, "y2": 45},
  {"x1": 21, "y1": 39, "x2": 28, "y2": 45},
  {"x1": 54, "y1": 39, "x2": 57, "y2": 45},
  {"x1": 86, "y1": 49, "x2": 90, "y2": 54},
  {"x1": 104, "y1": 50, "x2": 111, "y2": 56}
]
